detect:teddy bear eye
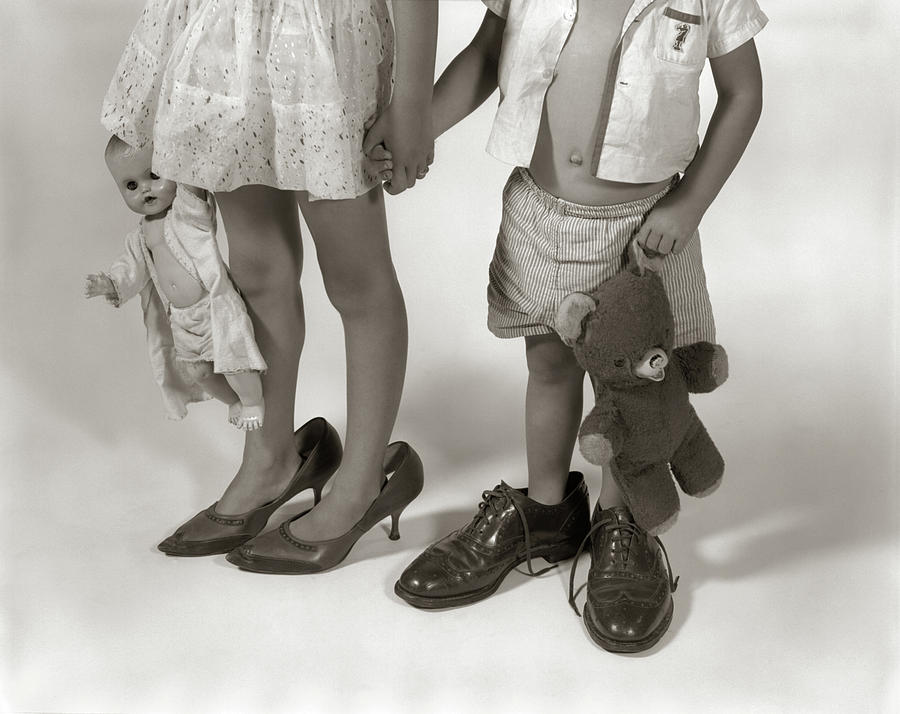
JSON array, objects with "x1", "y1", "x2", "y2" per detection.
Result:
[{"x1": 614, "y1": 358, "x2": 625, "y2": 367}]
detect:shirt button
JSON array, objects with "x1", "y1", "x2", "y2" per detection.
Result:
[
  {"x1": 564, "y1": 8, "x2": 576, "y2": 20},
  {"x1": 543, "y1": 68, "x2": 554, "y2": 80}
]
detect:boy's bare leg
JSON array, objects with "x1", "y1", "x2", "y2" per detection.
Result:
[
  {"x1": 224, "y1": 372, "x2": 265, "y2": 430},
  {"x1": 598, "y1": 465, "x2": 627, "y2": 508},
  {"x1": 213, "y1": 185, "x2": 306, "y2": 514},
  {"x1": 524, "y1": 334, "x2": 584, "y2": 505},
  {"x1": 287, "y1": 186, "x2": 407, "y2": 541}
]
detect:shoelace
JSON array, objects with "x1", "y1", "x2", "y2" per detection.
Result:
[
  {"x1": 567, "y1": 517, "x2": 679, "y2": 616},
  {"x1": 471, "y1": 486, "x2": 557, "y2": 578}
]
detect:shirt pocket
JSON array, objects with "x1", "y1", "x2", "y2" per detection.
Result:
[{"x1": 655, "y1": 6, "x2": 707, "y2": 67}]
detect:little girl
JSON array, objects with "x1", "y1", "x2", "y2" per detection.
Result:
[
  {"x1": 101, "y1": 0, "x2": 437, "y2": 566},
  {"x1": 86, "y1": 136, "x2": 267, "y2": 431}
]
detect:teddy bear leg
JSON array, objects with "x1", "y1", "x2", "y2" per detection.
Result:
[
  {"x1": 673, "y1": 342, "x2": 729, "y2": 394},
  {"x1": 612, "y1": 460, "x2": 681, "y2": 536},
  {"x1": 669, "y1": 415, "x2": 725, "y2": 498}
]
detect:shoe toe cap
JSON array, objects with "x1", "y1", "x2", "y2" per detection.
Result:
[
  {"x1": 585, "y1": 597, "x2": 671, "y2": 644},
  {"x1": 397, "y1": 555, "x2": 456, "y2": 596}
]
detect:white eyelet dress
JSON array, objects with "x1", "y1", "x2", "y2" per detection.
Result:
[{"x1": 102, "y1": 0, "x2": 394, "y2": 201}]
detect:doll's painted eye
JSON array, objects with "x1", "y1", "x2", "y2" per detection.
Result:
[
  {"x1": 149, "y1": 172, "x2": 160, "y2": 180},
  {"x1": 614, "y1": 358, "x2": 626, "y2": 367},
  {"x1": 126, "y1": 181, "x2": 138, "y2": 191}
]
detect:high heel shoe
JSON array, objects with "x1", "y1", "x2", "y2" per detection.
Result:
[
  {"x1": 225, "y1": 442, "x2": 424, "y2": 574},
  {"x1": 157, "y1": 417, "x2": 343, "y2": 556}
]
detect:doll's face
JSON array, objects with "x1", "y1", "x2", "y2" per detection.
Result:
[{"x1": 106, "y1": 144, "x2": 176, "y2": 216}]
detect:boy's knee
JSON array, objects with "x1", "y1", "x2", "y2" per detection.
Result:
[{"x1": 526, "y1": 336, "x2": 582, "y2": 383}]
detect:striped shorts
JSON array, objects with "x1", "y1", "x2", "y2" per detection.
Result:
[{"x1": 487, "y1": 168, "x2": 716, "y2": 346}]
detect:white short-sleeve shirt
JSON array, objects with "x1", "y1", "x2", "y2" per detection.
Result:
[{"x1": 482, "y1": 0, "x2": 768, "y2": 183}]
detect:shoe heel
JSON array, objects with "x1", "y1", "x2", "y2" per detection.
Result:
[{"x1": 388, "y1": 509, "x2": 404, "y2": 541}]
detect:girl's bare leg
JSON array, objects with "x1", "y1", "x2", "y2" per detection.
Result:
[
  {"x1": 213, "y1": 186, "x2": 306, "y2": 513},
  {"x1": 288, "y1": 186, "x2": 407, "y2": 540}
]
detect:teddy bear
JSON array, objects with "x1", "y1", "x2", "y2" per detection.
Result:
[{"x1": 554, "y1": 243, "x2": 727, "y2": 535}]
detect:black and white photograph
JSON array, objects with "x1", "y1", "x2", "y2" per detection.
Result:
[{"x1": 3, "y1": 0, "x2": 897, "y2": 712}]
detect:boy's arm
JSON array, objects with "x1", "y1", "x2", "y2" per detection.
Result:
[
  {"x1": 363, "y1": 0, "x2": 438, "y2": 194},
  {"x1": 432, "y1": 9, "x2": 506, "y2": 138},
  {"x1": 635, "y1": 39, "x2": 763, "y2": 255}
]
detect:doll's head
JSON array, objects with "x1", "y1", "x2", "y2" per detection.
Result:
[{"x1": 105, "y1": 136, "x2": 176, "y2": 217}]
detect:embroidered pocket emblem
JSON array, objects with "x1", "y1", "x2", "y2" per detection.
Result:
[{"x1": 672, "y1": 23, "x2": 690, "y2": 52}]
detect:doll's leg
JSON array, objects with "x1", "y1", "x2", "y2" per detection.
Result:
[
  {"x1": 212, "y1": 186, "x2": 307, "y2": 514},
  {"x1": 223, "y1": 372, "x2": 265, "y2": 430},
  {"x1": 282, "y1": 186, "x2": 407, "y2": 541},
  {"x1": 181, "y1": 360, "x2": 242, "y2": 423},
  {"x1": 524, "y1": 334, "x2": 585, "y2": 504}
]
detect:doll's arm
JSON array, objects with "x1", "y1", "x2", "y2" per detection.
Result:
[
  {"x1": 578, "y1": 392, "x2": 627, "y2": 465},
  {"x1": 96, "y1": 228, "x2": 151, "y2": 307},
  {"x1": 84, "y1": 273, "x2": 119, "y2": 305}
]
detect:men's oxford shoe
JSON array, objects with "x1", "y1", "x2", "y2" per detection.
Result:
[{"x1": 395, "y1": 472, "x2": 591, "y2": 609}]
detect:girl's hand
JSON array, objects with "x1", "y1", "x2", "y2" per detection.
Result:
[
  {"x1": 634, "y1": 191, "x2": 705, "y2": 256},
  {"x1": 84, "y1": 273, "x2": 118, "y2": 305},
  {"x1": 363, "y1": 99, "x2": 434, "y2": 195}
]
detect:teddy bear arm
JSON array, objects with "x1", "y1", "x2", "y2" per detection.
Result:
[{"x1": 673, "y1": 342, "x2": 729, "y2": 394}]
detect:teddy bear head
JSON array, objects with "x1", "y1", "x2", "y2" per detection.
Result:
[{"x1": 555, "y1": 251, "x2": 675, "y2": 387}]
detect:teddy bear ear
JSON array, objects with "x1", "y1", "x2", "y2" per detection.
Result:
[
  {"x1": 554, "y1": 292, "x2": 596, "y2": 347},
  {"x1": 628, "y1": 241, "x2": 665, "y2": 276}
]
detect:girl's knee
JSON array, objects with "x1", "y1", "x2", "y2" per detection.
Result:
[{"x1": 322, "y1": 266, "x2": 402, "y2": 317}]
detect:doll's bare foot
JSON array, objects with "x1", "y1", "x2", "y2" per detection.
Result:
[
  {"x1": 239, "y1": 404, "x2": 265, "y2": 431},
  {"x1": 227, "y1": 402, "x2": 242, "y2": 426}
]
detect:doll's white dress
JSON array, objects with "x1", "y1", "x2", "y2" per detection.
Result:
[
  {"x1": 102, "y1": 0, "x2": 394, "y2": 200},
  {"x1": 104, "y1": 188, "x2": 267, "y2": 419}
]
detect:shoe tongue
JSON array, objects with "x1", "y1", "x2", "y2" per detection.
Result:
[{"x1": 498, "y1": 481, "x2": 527, "y2": 502}]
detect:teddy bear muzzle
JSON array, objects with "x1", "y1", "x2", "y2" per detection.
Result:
[{"x1": 633, "y1": 348, "x2": 668, "y2": 382}]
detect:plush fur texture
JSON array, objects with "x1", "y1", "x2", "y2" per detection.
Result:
[{"x1": 555, "y1": 250, "x2": 727, "y2": 535}]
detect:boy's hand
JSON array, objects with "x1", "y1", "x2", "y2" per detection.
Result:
[
  {"x1": 365, "y1": 142, "x2": 395, "y2": 186},
  {"x1": 84, "y1": 273, "x2": 118, "y2": 305},
  {"x1": 634, "y1": 191, "x2": 705, "y2": 256},
  {"x1": 363, "y1": 99, "x2": 434, "y2": 195}
]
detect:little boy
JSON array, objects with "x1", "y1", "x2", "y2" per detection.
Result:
[{"x1": 394, "y1": 0, "x2": 766, "y2": 653}]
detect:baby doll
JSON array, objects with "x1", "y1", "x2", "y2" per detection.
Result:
[{"x1": 85, "y1": 136, "x2": 267, "y2": 430}]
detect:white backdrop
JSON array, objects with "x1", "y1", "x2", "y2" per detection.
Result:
[{"x1": 2, "y1": 1, "x2": 898, "y2": 712}]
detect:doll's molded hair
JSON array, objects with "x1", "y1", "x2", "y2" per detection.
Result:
[{"x1": 104, "y1": 134, "x2": 139, "y2": 163}]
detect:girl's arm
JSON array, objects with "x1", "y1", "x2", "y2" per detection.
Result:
[
  {"x1": 635, "y1": 39, "x2": 764, "y2": 255},
  {"x1": 363, "y1": 0, "x2": 438, "y2": 194},
  {"x1": 431, "y1": 8, "x2": 506, "y2": 138}
]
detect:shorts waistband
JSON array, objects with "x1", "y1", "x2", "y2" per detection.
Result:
[{"x1": 515, "y1": 167, "x2": 677, "y2": 219}]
